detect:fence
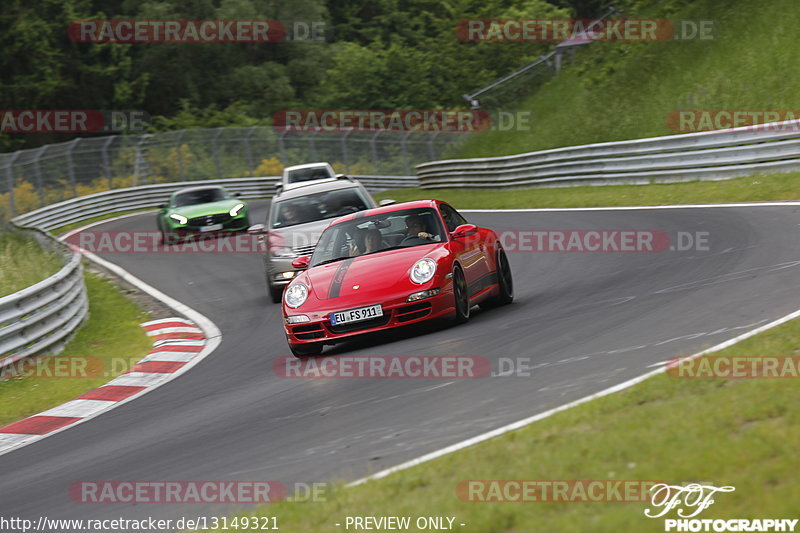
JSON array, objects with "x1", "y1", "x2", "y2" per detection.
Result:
[
  {"x1": 0, "y1": 226, "x2": 88, "y2": 369},
  {"x1": 462, "y1": 7, "x2": 620, "y2": 110},
  {"x1": 417, "y1": 120, "x2": 800, "y2": 189},
  {"x1": 0, "y1": 127, "x2": 463, "y2": 218}
]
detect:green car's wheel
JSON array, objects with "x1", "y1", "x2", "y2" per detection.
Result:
[{"x1": 161, "y1": 231, "x2": 179, "y2": 246}]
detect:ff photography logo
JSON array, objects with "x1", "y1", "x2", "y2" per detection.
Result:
[{"x1": 645, "y1": 483, "x2": 798, "y2": 532}]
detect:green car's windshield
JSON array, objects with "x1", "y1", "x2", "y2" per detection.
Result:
[
  {"x1": 310, "y1": 207, "x2": 444, "y2": 267},
  {"x1": 270, "y1": 188, "x2": 371, "y2": 229},
  {"x1": 172, "y1": 188, "x2": 229, "y2": 207}
]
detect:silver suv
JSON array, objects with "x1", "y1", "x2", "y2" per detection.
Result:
[{"x1": 249, "y1": 178, "x2": 389, "y2": 303}]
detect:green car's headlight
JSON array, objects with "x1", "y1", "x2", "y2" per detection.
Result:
[
  {"x1": 230, "y1": 203, "x2": 245, "y2": 216},
  {"x1": 410, "y1": 258, "x2": 437, "y2": 284},
  {"x1": 285, "y1": 283, "x2": 309, "y2": 308},
  {"x1": 169, "y1": 213, "x2": 188, "y2": 225}
]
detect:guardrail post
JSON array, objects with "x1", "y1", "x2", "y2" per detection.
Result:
[
  {"x1": 175, "y1": 130, "x2": 186, "y2": 180},
  {"x1": 101, "y1": 136, "x2": 114, "y2": 189},
  {"x1": 341, "y1": 130, "x2": 352, "y2": 173},
  {"x1": 308, "y1": 131, "x2": 318, "y2": 161},
  {"x1": 4, "y1": 152, "x2": 20, "y2": 217},
  {"x1": 427, "y1": 132, "x2": 440, "y2": 161},
  {"x1": 401, "y1": 131, "x2": 412, "y2": 176},
  {"x1": 213, "y1": 127, "x2": 224, "y2": 179},
  {"x1": 33, "y1": 146, "x2": 46, "y2": 207},
  {"x1": 278, "y1": 129, "x2": 288, "y2": 163},
  {"x1": 66, "y1": 139, "x2": 78, "y2": 197},
  {"x1": 371, "y1": 131, "x2": 381, "y2": 172},
  {"x1": 244, "y1": 126, "x2": 256, "y2": 175},
  {"x1": 133, "y1": 134, "x2": 151, "y2": 187}
]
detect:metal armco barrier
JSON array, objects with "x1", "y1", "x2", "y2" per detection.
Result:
[
  {"x1": 416, "y1": 120, "x2": 800, "y2": 189},
  {"x1": 12, "y1": 175, "x2": 416, "y2": 231},
  {"x1": 0, "y1": 227, "x2": 88, "y2": 368}
]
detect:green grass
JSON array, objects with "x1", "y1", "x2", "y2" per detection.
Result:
[
  {"x1": 455, "y1": 0, "x2": 800, "y2": 159},
  {"x1": 375, "y1": 171, "x2": 800, "y2": 209},
  {"x1": 0, "y1": 231, "x2": 64, "y2": 297},
  {"x1": 0, "y1": 273, "x2": 153, "y2": 427},
  {"x1": 210, "y1": 316, "x2": 800, "y2": 532}
]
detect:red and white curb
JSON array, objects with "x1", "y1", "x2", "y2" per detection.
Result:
[{"x1": 0, "y1": 317, "x2": 207, "y2": 455}]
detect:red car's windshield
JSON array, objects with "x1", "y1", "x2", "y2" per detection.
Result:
[{"x1": 310, "y1": 207, "x2": 445, "y2": 267}]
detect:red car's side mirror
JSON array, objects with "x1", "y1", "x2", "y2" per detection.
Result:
[
  {"x1": 291, "y1": 256, "x2": 311, "y2": 269},
  {"x1": 451, "y1": 224, "x2": 478, "y2": 239}
]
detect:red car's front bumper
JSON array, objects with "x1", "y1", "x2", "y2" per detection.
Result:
[{"x1": 284, "y1": 288, "x2": 455, "y2": 347}]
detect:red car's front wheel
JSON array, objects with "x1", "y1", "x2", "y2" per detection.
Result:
[{"x1": 452, "y1": 265, "x2": 470, "y2": 324}]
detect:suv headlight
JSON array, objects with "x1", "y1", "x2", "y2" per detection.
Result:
[
  {"x1": 285, "y1": 283, "x2": 309, "y2": 308},
  {"x1": 271, "y1": 247, "x2": 298, "y2": 259},
  {"x1": 229, "y1": 203, "x2": 245, "y2": 216},
  {"x1": 410, "y1": 258, "x2": 436, "y2": 284},
  {"x1": 169, "y1": 213, "x2": 187, "y2": 225}
]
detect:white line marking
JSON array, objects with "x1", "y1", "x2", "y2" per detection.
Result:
[
  {"x1": 347, "y1": 306, "x2": 800, "y2": 487},
  {"x1": 461, "y1": 201, "x2": 800, "y2": 213}
]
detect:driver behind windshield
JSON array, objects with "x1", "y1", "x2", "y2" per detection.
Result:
[{"x1": 405, "y1": 214, "x2": 437, "y2": 241}]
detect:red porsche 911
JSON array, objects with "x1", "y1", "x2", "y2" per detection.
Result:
[{"x1": 281, "y1": 200, "x2": 513, "y2": 356}]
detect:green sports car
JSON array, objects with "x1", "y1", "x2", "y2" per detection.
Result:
[{"x1": 157, "y1": 185, "x2": 250, "y2": 244}]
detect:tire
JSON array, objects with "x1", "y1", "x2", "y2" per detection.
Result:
[
  {"x1": 161, "y1": 231, "x2": 179, "y2": 246},
  {"x1": 481, "y1": 247, "x2": 514, "y2": 309},
  {"x1": 452, "y1": 265, "x2": 470, "y2": 324},
  {"x1": 268, "y1": 282, "x2": 283, "y2": 304},
  {"x1": 290, "y1": 342, "x2": 323, "y2": 357}
]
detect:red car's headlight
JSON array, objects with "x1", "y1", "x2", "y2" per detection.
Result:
[
  {"x1": 410, "y1": 258, "x2": 437, "y2": 284},
  {"x1": 285, "y1": 283, "x2": 309, "y2": 308}
]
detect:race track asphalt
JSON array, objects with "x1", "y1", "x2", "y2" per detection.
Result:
[{"x1": 2, "y1": 201, "x2": 799, "y2": 529}]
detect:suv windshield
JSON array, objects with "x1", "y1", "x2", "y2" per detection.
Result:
[
  {"x1": 286, "y1": 166, "x2": 333, "y2": 184},
  {"x1": 172, "y1": 188, "x2": 228, "y2": 207},
  {"x1": 310, "y1": 207, "x2": 445, "y2": 267},
  {"x1": 270, "y1": 188, "x2": 370, "y2": 228}
]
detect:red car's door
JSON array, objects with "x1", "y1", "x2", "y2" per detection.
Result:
[{"x1": 439, "y1": 203, "x2": 491, "y2": 297}]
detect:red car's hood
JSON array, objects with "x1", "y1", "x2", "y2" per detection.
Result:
[{"x1": 306, "y1": 245, "x2": 441, "y2": 301}]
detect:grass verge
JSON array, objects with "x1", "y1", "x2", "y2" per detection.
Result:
[
  {"x1": 375, "y1": 171, "x2": 800, "y2": 209},
  {"x1": 211, "y1": 316, "x2": 800, "y2": 532},
  {"x1": 0, "y1": 273, "x2": 153, "y2": 427},
  {"x1": 0, "y1": 231, "x2": 63, "y2": 297}
]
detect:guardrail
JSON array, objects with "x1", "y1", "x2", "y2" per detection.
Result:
[
  {"x1": 0, "y1": 227, "x2": 88, "y2": 369},
  {"x1": 416, "y1": 120, "x2": 800, "y2": 189},
  {"x1": 12, "y1": 175, "x2": 416, "y2": 232}
]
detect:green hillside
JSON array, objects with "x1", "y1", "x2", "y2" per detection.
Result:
[{"x1": 456, "y1": 0, "x2": 800, "y2": 158}]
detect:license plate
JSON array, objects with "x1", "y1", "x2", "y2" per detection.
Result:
[
  {"x1": 330, "y1": 304, "x2": 383, "y2": 325},
  {"x1": 200, "y1": 223, "x2": 223, "y2": 232}
]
